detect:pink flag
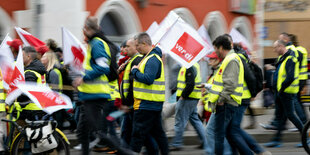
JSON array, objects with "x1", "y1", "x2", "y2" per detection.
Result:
[
  {"x1": 5, "y1": 47, "x2": 25, "y2": 104},
  {"x1": 15, "y1": 27, "x2": 45, "y2": 47},
  {"x1": 17, "y1": 83, "x2": 73, "y2": 114},
  {"x1": 62, "y1": 27, "x2": 86, "y2": 71},
  {"x1": 0, "y1": 34, "x2": 15, "y2": 89}
]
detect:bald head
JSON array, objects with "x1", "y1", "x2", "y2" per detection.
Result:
[
  {"x1": 83, "y1": 16, "x2": 99, "y2": 39},
  {"x1": 125, "y1": 38, "x2": 138, "y2": 57},
  {"x1": 273, "y1": 40, "x2": 287, "y2": 56}
]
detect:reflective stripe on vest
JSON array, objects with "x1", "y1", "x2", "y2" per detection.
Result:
[
  {"x1": 277, "y1": 55, "x2": 299, "y2": 94},
  {"x1": 52, "y1": 68, "x2": 63, "y2": 92},
  {"x1": 133, "y1": 54, "x2": 165, "y2": 102},
  {"x1": 207, "y1": 52, "x2": 244, "y2": 105},
  {"x1": 286, "y1": 45, "x2": 306, "y2": 80},
  {"x1": 122, "y1": 54, "x2": 143, "y2": 98},
  {"x1": 296, "y1": 46, "x2": 308, "y2": 80},
  {"x1": 78, "y1": 37, "x2": 111, "y2": 95},
  {"x1": 176, "y1": 63, "x2": 202, "y2": 99},
  {"x1": 236, "y1": 53, "x2": 251, "y2": 99},
  {"x1": 0, "y1": 78, "x2": 5, "y2": 112},
  {"x1": 109, "y1": 79, "x2": 120, "y2": 101},
  {"x1": 24, "y1": 70, "x2": 45, "y2": 110}
]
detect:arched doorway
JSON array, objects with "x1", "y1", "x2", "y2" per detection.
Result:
[
  {"x1": 230, "y1": 16, "x2": 253, "y2": 50},
  {"x1": 95, "y1": 0, "x2": 142, "y2": 44},
  {"x1": 173, "y1": 7, "x2": 198, "y2": 29},
  {"x1": 203, "y1": 11, "x2": 227, "y2": 41}
]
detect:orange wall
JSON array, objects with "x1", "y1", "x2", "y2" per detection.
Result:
[
  {"x1": 86, "y1": 0, "x2": 255, "y2": 31},
  {"x1": 0, "y1": 0, "x2": 25, "y2": 17}
]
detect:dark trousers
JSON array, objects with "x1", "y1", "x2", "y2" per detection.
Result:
[
  {"x1": 77, "y1": 99, "x2": 132, "y2": 155},
  {"x1": 214, "y1": 103, "x2": 238, "y2": 155},
  {"x1": 130, "y1": 109, "x2": 169, "y2": 155},
  {"x1": 273, "y1": 93, "x2": 304, "y2": 142}
]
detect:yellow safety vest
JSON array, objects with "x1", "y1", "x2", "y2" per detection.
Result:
[
  {"x1": 176, "y1": 63, "x2": 202, "y2": 99},
  {"x1": 0, "y1": 74, "x2": 6, "y2": 112},
  {"x1": 133, "y1": 54, "x2": 165, "y2": 102},
  {"x1": 122, "y1": 54, "x2": 143, "y2": 98},
  {"x1": 286, "y1": 45, "x2": 306, "y2": 80},
  {"x1": 109, "y1": 79, "x2": 120, "y2": 101},
  {"x1": 296, "y1": 46, "x2": 308, "y2": 80},
  {"x1": 207, "y1": 52, "x2": 244, "y2": 105},
  {"x1": 52, "y1": 68, "x2": 63, "y2": 92},
  {"x1": 203, "y1": 75, "x2": 214, "y2": 112},
  {"x1": 277, "y1": 55, "x2": 299, "y2": 94},
  {"x1": 78, "y1": 37, "x2": 111, "y2": 95},
  {"x1": 236, "y1": 53, "x2": 252, "y2": 99},
  {"x1": 23, "y1": 70, "x2": 46, "y2": 110}
]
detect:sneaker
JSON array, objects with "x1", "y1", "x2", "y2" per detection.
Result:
[
  {"x1": 259, "y1": 123, "x2": 277, "y2": 130},
  {"x1": 263, "y1": 141, "x2": 282, "y2": 148},
  {"x1": 288, "y1": 127, "x2": 298, "y2": 132},
  {"x1": 73, "y1": 138, "x2": 100, "y2": 150},
  {"x1": 258, "y1": 151, "x2": 272, "y2": 155},
  {"x1": 169, "y1": 146, "x2": 182, "y2": 151}
]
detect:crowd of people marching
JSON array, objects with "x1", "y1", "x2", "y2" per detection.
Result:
[{"x1": 0, "y1": 16, "x2": 308, "y2": 155}]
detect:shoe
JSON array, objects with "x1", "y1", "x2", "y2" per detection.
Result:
[
  {"x1": 263, "y1": 141, "x2": 282, "y2": 148},
  {"x1": 288, "y1": 127, "x2": 298, "y2": 132},
  {"x1": 93, "y1": 146, "x2": 112, "y2": 152},
  {"x1": 259, "y1": 123, "x2": 277, "y2": 130},
  {"x1": 258, "y1": 151, "x2": 272, "y2": 155},
  {"x1": 169, "y1": 146, "x2": 182, "y2": 151},
  {"x1": 244, "y1": 124, "x2": 256, "y2": 129},
  {"x1": 73, "y1": 138, "x2": 99, "y2": 150}
]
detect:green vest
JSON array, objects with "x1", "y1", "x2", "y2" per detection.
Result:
[
  {"x1": 207, "y1": 52, "x2": 244, "y2": 105},
  {"x1": 52, "y1": 68, "x2": 63, "y2": 92},
  {"x1": 296, "y1": 46, "x2": 308, "y2": 80},
  {"x1": 78, "y1": 37, "x2": 111, "y2": 95},
  {"x1": 122, "y1": 54, "x2": 143, "y2": 98},
  {"x1": 277, "y1": 55, "x2": 299, "y2": 94},
  {"x1": 203, "y1": 75, "x2": 214, "y2": 112},
  {"x1": 133, "y1": 54, "x2": 165, "y2": 102},
  {"x1": 0, "y1": 79, "x2": 5, "y2": 112},
  {"x1": 286, "y1": 45, "x2": 306, "y2": 80},
  {"x1": 176, "y1": 63, "x2": 202, "y2": 99}
]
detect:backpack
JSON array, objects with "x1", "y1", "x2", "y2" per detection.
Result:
[
  {"x1": 106, "y1": 42, "x2": 119, "y2": 82},
  {"x1": 235, "y1": 48, "x2": 263, "y2": 98}
]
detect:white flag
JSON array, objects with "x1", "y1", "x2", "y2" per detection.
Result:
[
  {"x1": 5, "y1": 47, "x2": 25, "y2": 105},
  {"x1": 158, "y1": 16, "x2": 212, "y2": 68},
  {"x1": 151, "y1": 11, "x2": 179, "y2": 46},
  {"x1": 197, "y1": 25, "x2": 214, "y2": 52},
  {"x1": 17, "y1": 83, "x2": 73, "y2": 114},
  {"x1": 229, "y1": 28, "x2": 252, "y2": 51},
  {"x1": 0, "y1": 34, "x2": 15, "y2": 89},
  {"x1": 146, "y1": 21, "x2": 159, "y2": 41},
  {"x1": 62, "y1": 27, "x2": 86, "y2": 72},
  {"x1": 15, "y1": 27, "x2": 45, "y2": 47}
]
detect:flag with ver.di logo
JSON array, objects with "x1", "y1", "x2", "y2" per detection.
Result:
[
  {"x1": 158, "y1": 15, "x2": 213, "y2": 68},
  {"x1": 17, "y1": 83, "x2": 73, "y2": 114}
]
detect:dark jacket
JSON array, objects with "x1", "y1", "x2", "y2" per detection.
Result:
[
  {"x1": 273, "y1": 49, "x2": 296, "y2": 93},
  {"x1": 131, "y1": 47, "x2": 164, "y2": 111},
  {"x1": 177, "y1": 66, "x2": 196, "y2": 100}
]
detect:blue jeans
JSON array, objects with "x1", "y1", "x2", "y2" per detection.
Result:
[
  {"x1": 214, "y1": 103, "x2": 238, "y2": 155},
  {"x1": 170, "y1": 99, "x2": 207, "y2": 148},
  {"x1": 205, "y1": 113, "x2": 232, "y2": 155},
  {"x1": 273, "y1": 93, "x2": 304, "y2": 141},
  {"x1": 230, "y1": 103, "x2": 264, "y2": 154}
]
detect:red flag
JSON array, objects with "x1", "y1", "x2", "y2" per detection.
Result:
[
  {"x1": 62, "y1": 27, "x2": 86, "y2": 71},
  {"x1": 0, "y1": 34, "x2": 15, "y2": 89},
  {"x1": 15, "y1": 27, "x2": 45, "y2": 47},
  {"x1": 17, "y1": 83, "x2": 73, "y2": 114},
  {"x1": 5, "y1": 47, "x2": 25, "y2": 104}
]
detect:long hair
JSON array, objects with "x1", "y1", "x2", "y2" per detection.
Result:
[{"x1": 43, "y1": 51, "x2": 60, "y2": 72}]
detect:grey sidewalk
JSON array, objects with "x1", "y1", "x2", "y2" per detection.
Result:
[{"x1": 65, "y1": 108, "x2": 304, "y2": 147}]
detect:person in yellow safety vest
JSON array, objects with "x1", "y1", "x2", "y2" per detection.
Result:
[
  {"x1": 73, "y1": 17, "x2": 132, "y2": 155},
  {"x1": 0, "y1": 71, "x2": 7, "y2": 153},
  {"x1": 264, "y1": 40, "x2": 304, "y2": 148},
  {"x1": 207, "y1": 34, "x2": 244, "y2": 155},
  {"x1": 130, "y1": 32, "x2": 168, "y2": 155},
  {"x1": 17, "y1": 46, "x2": 47, "y2": 120},
  {"x1": 169, "y1": 62, "x2": 208, "y2": 151}
]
